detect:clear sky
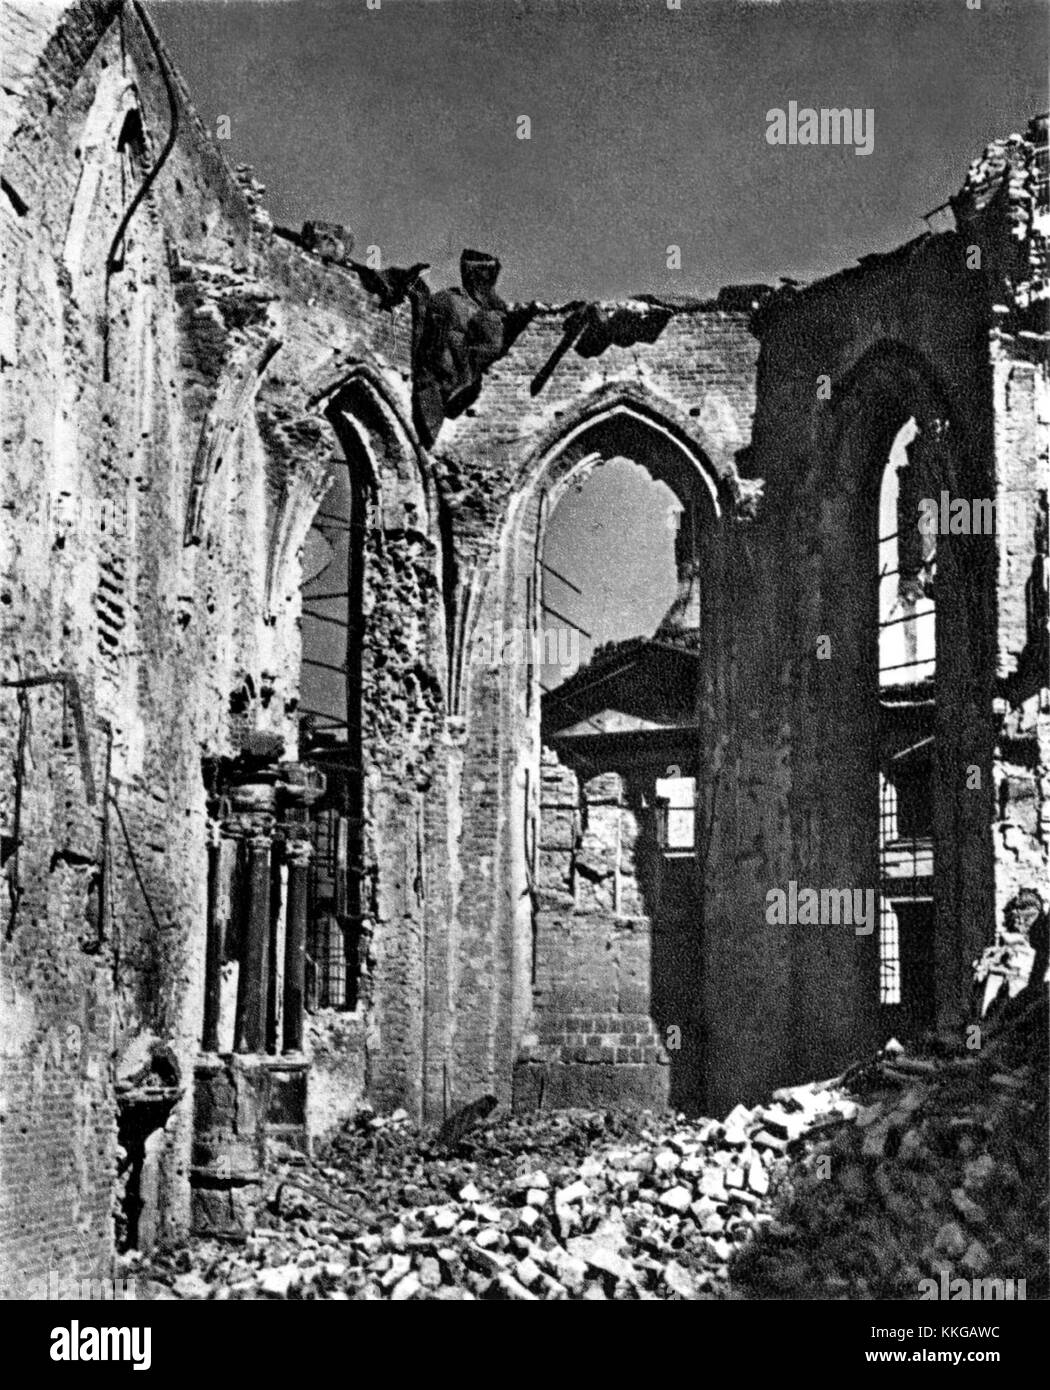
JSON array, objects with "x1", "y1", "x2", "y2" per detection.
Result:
[{"x1": 149, "y1": 0, "x2": 1048, "y2": 303}]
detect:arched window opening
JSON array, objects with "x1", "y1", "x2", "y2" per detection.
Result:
[
  {"x1": 877, "y1": 417, "x2": 936, "y2": 1025},
  {"x1": 529, "y1": 417, "x2": 717, "y2": 1115},
  {"x1": 540, "y1": 456, "x2": 681, "y2": 692},
  {"x1": 540, "y1": 444, "x2": 710, "y2": 886},
  {"x1": 298, "y1": 445, "x2": 370, "y2": 1012}
]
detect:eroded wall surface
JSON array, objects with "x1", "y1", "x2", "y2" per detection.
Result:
[{"x1": 0, "y1": 0, "x2": 442, "y2": 1286}]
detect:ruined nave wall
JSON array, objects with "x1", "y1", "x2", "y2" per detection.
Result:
[{"x1": 0, "y1": 0, "x2": 441, "y2": 1285}]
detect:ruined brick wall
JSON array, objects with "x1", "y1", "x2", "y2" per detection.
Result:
[
  {"x1": 734, "y1": 241, "x2": 989, "y2": 1104},
  {"x1": 436, "y1": 122, "x2": 1046, "y2": 1119},
  {"x1": 436, "y1": 310, "x2": 760, "y2": 1115},
  {"x1": 961, "y1": 121, "x2": 1049, "y2": 930},
  {"x1": 988, "y1": 328, "x2": 1049, "y2": 924},
  {"x1": 736, "y1": 118, "x2": 1047, "y2": 1104},
  {"x1": 0, "y1": 0, "x2": 445, "y2": 1286},
  {"x1": 515, "y1": 752, "x2": 670, "y2": 1110},
  {"x1": 1, "y1": 0, "x2": 222, "y2": 1287}
]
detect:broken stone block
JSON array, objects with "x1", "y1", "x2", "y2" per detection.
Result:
[
  {"x1": 694, "y1": 1207, "x2": 725, "y2": 1235},
  {"x1": 749, "y1": 1128, "x2": 787, "y2": 1154},
  {"x1": 468, "y1": 1245, "x2": 510, "y2": 1278},
  {"x1": 488, "y1": 1271, "x2": 537, "y2": 1301},
  {"x1": 390, "y1": 1272, "x2": 420, "y2": 1301},
  {"x1": 556, "y1": 1179, "x2": 590, "y2": 1205},
  {"x1": 512, "y1": 1170, "x2": 550, "y2": 1191},
  {"x1": 657, "y1": 1185, "x2": 693, "y2": 1213},
  {"x1": 257, "y1": 1264, "x2": 300, "y2": 1298},
  {"x1": 723, "y1": 1103, "x2": 753, "y2": 1130},
  {"x1": 566, "y1": 1236, "x2": 635, "y2": 1283},
  {"x1": 379, "y1": 1254, "x2": 412, "y2": 1289},
  {"x1": 172, "y1": 1271, "x2": 211, "y2": 1300},
  {"x1": 545, "y1": 1247, "x2": 588, "y2": 1292},
  {"x1": 429, "y1": 1206, "x2": 458, "y2": 1233},
  {"x1": 699, "y1": 1169, "x2": 728, "y2": 1201},
  {"x1": 746, "y1": 1157, "x2": 770, "y2": 1196},
  {"x1": 663, "y1": 1260, "x2": 698, "y2": 1299},
  {"x1": 536, "y1": 1271, "x2": 568, "y2": 1300}
]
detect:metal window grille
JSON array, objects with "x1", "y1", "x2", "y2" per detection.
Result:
[
  {"x1": 878, "y1": 458, "x2": 937, "y2": 1007},
  {"x1": 307, "y1": 806, "x2": 350, "y2": 1010},
  {"x1": 878, "y1": 772, "x2": 901, "y2": 1004},
  {"x1": 879, "y1": 899, "x2": 902, "y2": 1006}
]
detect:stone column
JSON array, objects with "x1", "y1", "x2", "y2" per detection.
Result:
[
  {"x1": 230, "y1": 773, "x2": 278, "y2": 1056},
  {"x1": 278, "y1": 763, "x2": 325, "y2": 1055},
  {"x1": 201, "y1": 820, "x2": 223, "y2": 1054},
  {"x1": 282, "y1": 834, "x2": 311, "y2": 1054},
  {"x1": 236, "y1": 830, "x2": 273, "y2": 1054}
]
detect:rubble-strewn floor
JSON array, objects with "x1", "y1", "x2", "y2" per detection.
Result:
[{"x1": 132, "y1": 1035, "x2": 1046, "y2": 1301}]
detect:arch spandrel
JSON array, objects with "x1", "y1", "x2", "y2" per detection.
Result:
[
  {"x1": 263, "y1": 362, "x2": 432, "y2": 618},
  {"x1": 509, "y1": 383, "x2": 755, "y2": 522},
  {"x1": 454, "y1": 386, "x2": 743, "y2": 720}
]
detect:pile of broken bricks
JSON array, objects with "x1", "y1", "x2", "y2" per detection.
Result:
[
  {"x1": 134, "y1": 1034, "x2": 1045, "y2": 1301},
  {"x1": 136, "y1": 1083, "x2": 858, "y2": 1300},
  {"x1": 731, "y1": 1037, "x2": 1046, "y2": 1301}
]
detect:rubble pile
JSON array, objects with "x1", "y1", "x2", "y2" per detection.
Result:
[
  {"x1": 732, "y1": 1032, "x2": 1048, "y2": 1301},
  {"x1": 135, "y1": 1012, "x2": 1046, "y2": 1301},
  {"x1": 137, "y1": 1085, "x2": 858, "y2": 1301}
]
